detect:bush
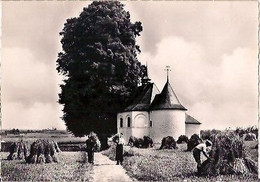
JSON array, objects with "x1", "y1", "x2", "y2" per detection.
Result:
[
  {"x1": 200, "y1": 131, "x2": 257, "y2": 176},
  {"x1": 187, "y1": 134, "x2": 202, "y2": 151},
  {"x1": 177, "y1": 135, "x2": 189, "y2": 144},
  {"x1": 160, "y1": 136, "x2": 177, "y2": 149}
]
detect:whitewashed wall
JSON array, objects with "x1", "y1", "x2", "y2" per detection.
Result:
[
  {"x1": 185, "y1": 124, "x2": 201, "y2": 138},
  {"x1": 117, "y1": 111, "x2": 150, "y2": 142},
  {"x1": 132, "y1": 111, "x2": 150, "y2": 138},
  {"x1": 150, "y1": 110, "x2": 186, "y2": 143}
]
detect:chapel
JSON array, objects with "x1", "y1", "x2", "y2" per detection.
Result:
[{"x1": 117, "y1": 66, "x2": 201, "y2": 143}]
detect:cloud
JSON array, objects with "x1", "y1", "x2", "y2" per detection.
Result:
[
  {"x1": 2, "y1": 1, "x2": 90, "y2": 64},
  {"x1": 127, "y1": 1, "x2": 258, "y2": 61},
  {"x1": 2, "y1": 47, "x2": 61, "y2": 105},
  {"x1": 2, "y1": 47, "x2": 65, "y2": 129},
  {"x1": 2, "y1": 101, "x2": 65, "y2": 130},
  {"x1": 138, "y1": 36, "x2": 257, "y2": 129},
  {"x1": 1, "y1": 2, "x2": 257, "y2": 130},
  {"x1": 138, "y1": 36, "x2": 212, "y2": 102}
]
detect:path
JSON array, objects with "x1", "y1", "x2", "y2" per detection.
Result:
[{"x1": 93, "y1": 153, "x2": 136, "y2": 182}]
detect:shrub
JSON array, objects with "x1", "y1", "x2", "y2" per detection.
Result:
[
  {"x1": 200, "y1": 131, "x2": 258, "y2": 176},
  {"x1": 160, "y1": 136, "x2": 177, "y2": 149},
  {"x1": 177, "y1": 135, "x2": 189, "y2": 144},
  {"x1": 187, "y1": 134, "x2": 202, "y2": 151},
  {"x1": 7, "y1": 141, "x2": 27, "y2": 160},
  {"x1": 26, "y1": 139, "x2": 60, "y2": 164}
]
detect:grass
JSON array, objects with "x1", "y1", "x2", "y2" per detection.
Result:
[
  {"x1": 102, "y1": 142, "x2": 258, "y2": 181},
  {"x1": 1, "y1": 152, "x2": 93, "y2": 181}
]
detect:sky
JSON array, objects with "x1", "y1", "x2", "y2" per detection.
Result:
[{"x1": 1, "y1": 1, "x2": 258, "y2": 130}]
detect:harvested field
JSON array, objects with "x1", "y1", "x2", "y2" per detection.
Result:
[
  {"x1": 1, "y1": 152, "x2": 93, "y2": 181},
  {"x1": 102, "y1": 142, "x2": 258, "y2": 181}
]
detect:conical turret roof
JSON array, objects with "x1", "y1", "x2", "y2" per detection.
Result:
[{"x1": 150, "y1": 80, "x2": 187, "y2": 111}]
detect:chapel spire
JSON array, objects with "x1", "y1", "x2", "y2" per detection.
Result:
[{"x1": 149, "y1": 66, "x2": 187, "y2": 111}]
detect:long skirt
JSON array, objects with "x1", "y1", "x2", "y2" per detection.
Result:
[{"x1": 116, "y1": 144, "x2": 123, "y2": 163}]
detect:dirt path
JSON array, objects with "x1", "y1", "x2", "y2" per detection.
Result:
[{"x1": 92, "y1": 153, "x2": 136, "y2": 182}]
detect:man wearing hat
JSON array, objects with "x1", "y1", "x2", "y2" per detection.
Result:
[{"x1": 193, "y1": 140, "x2": 212, "y2": 175}]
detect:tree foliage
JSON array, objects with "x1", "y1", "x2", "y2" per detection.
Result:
[{"x1": 57, "y1": 1, "x2": 145, "y2": 136}]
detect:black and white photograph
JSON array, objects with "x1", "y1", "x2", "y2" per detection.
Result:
[{"x1": 1, "y1": 1, "x2": 258, "y2": 181}]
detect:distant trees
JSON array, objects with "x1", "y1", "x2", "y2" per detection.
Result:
[
  {"x1": 10, "y1": 128, "x2": 20, "y2": 135},
  {"x1": 57, "y1": 1, "x2": 145, "y2": 136}
]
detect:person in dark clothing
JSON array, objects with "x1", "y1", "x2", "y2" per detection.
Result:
[
  {"x1": 115, "y1": 133, "x2": 125, "y2": 165},
  {"x1": 193, "y1": 140, "x2": 212, "y2": 175},
  {"x1": 86, "y1": 135, "x2": 96, "y2": 164}
]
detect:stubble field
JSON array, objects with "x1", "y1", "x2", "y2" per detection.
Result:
[
  {"x1": 1, "y1": 152, "x2": 93, "y2": 181},
  {"x1": 102, "y1": 142, "x2": 258, "y2": 182},
  {"x1": 1, "y1": 130, "x2": 258, "y2": 182}
]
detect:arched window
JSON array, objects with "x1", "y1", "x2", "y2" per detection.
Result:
[
  {"x1": 120, "y1": 118, "x2": 123, "y2": 128},
  {"x1": 150, "y1": 120, "x2": 153, "y2": 127},
  {"x1": 127, "y1": 117, "x2": 131, "y2": 127},
  {"x1": 135, "y1": 114, "x2": 147, "y2": 127}
]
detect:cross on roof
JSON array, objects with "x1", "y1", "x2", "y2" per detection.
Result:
[{"x1": 164, "y1": 65, "x2": 171, "y2": 82}]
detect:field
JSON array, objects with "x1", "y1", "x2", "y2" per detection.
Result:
[
  {"x1": 102, "y1": 142, "x2": 258, "y2": 181},
  {"x1": 1, "y1": 130, "x2": 258, "y2": 181},
  {"x1": 1, "y1": 152, "x2": 93, "y2": 181},
  {"x1": 1, "y1": 130, "x2": 87, "y2": 143},
  {"x1": 1, "y1": 130, "x2": 88, "y2": 152}
]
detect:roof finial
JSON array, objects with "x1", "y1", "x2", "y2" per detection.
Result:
[{"x1": 164, "y1": 65, "x2": 171, "y2": 82}]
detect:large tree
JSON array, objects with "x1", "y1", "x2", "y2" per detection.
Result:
[{"x1": 57, "y1": 1, "x2": 145, "y2": 136}]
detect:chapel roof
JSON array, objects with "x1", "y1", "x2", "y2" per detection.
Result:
[
  {"x1": 185, "y1": 114, "x2": 201, "y2": 124},
  {"x1": 149, "y1": 80, "x2": 187, "y2": 111},
  {"x1": 124, "y1": 83, "x2": 160, "y2": 112}
]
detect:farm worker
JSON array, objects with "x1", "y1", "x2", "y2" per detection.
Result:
[
  {"x1": 193, "y1": 140, "x2": 212, "y2": 175},
  {"x1": 115, "y1": 133, "x2": 125, "y2": 165},
  {"x1": 86, "y1": 133, "x2": 97, "y2": 164}
]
